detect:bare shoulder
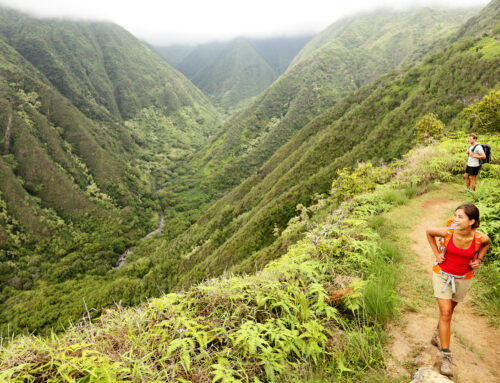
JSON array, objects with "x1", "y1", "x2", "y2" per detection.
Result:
[
  {"x1": 426, "y1": 227, "x2": 448, "y2": 237},
  {"x1": 477, "y1": 231, "x2": 490, "y2": 244}
]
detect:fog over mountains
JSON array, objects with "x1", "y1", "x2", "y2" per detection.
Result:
[{"x1": 0, "y1": 0, "x2": 489, "y2": 43}]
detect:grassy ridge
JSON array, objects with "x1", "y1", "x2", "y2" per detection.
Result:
[
  {"x1": 290, "y1": 8, "x2": 477, "y2": 68},
  {"x1": 154, "y1": 35, "x2": 313, "y2": 112},
  {"x1": 0, "y1": 8, "x2": 218, "y2": 123},
  {"x1": 0, "y1": 7, "x2": 221, "y2": 184},
  {"x1": 0, "y1": 50, "x2": 155, "y2": 332},
  {"x1": 192, "y1": 38, "x2": 276, "y2": 111}
]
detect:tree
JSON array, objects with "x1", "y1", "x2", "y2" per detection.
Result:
[{"x1": 465, "y1": 89, "x2": 500, "y2": 133}]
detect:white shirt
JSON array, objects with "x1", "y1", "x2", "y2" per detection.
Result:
[{"x1": 467, "y1": 144, "x2": 484, "y2": 167}]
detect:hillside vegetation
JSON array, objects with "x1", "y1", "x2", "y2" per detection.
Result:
[
  {"x1": 1, "y1": 130, "x2": 498, "y2": 382},
  {"x1": 0, "y1": 9, "x2": 218, "y2": 122},
  {"x1": 0, "y1": 7, "x2": 220, "y2": 334},
  {"x1": 192, "y1": 38, "x2": 276, "y2": 111},
  {"x1": 159, "y1": 7, "x2": 478, "y2": 244},
  {"x1": 139, "y1": 2, "x2": 500, "y2": 293},
  {"x1": 289, "y1": 8, "x2": 477, "y2": 68},
  {"x1": 154, "y1": 36, "x2": 312, "y2": 112}
]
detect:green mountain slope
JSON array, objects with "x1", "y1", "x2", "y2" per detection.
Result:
[
  {"x1": 150, "y1": 43, "x2": 195, "y2": 68},
  {"x1": 159, "y1": 7, "x2": 478, "y2": 241},
  {"x1": 192, "y1": 38, "x2": 276, "y2": 110},
  {"x1": 247, "y1": 35, "x2": 313, "y2": 75},
  {"x1": 0, "y1": 33, "x2": 150, "y2": 305},
  {"x1": 289, "y1": 7, "x2": 478, "y2": 68},
  {"x1": 0, "y1": 7, "x2": 221, "y2": 333},
  {"x1": 0, "y1": 8, "x2": 218, "y2": 123},
  {"x1": 160, "y1": 41, "x2": 226, "y2": 79},
  {"x1": 0, "y1": 7, "x2": 221, "y2": 185},
  {"x1": 154, "y1": 36, "x2": 312, "y2": 111}
]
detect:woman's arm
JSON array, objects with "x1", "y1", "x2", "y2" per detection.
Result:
[
  {"x1": 426, "y1": 227, "x2": 448, "y2": 263},
  {"x1": 469, "y1": 233, "x2": 490, "y2": 270}
]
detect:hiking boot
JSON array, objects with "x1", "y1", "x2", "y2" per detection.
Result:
[
  {"x1": 440, "y1": 350, "x2": 453, "y2": 377},
  {"x1": 431, "y1": 325, "x2": 440, "y2": 348}
]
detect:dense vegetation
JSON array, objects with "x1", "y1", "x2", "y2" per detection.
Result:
[
  {"x1": 289, "y1": 8, "x2": 477, "y2": 68},
  {"x1": 0, "y1": 9, "x2": 218, "y2": 123},
  {"x1": 192, "y1": 38, "x2": 276, "y2": 112},
  {"x1": 0, "y1": 7, "x2": 220, "y2": 334},
  {"x1": 154, "y1": 35, "x2": 312, "y2": 112},
  {"x1": 1, "y1": 131, "x2": 498, "y2": 382}
]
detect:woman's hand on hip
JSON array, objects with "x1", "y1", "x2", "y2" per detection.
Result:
[
  {"x1": 469, "y1": 259, "x2": 481, "y2": 270},
  {"x1": 435, "y1": 253, "x2": 445, "y2": 263}
]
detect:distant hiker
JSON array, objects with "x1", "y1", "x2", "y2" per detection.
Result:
[
  {"x1": 426, "y1": 204, "x2": 490, "y2": 377},
  {"x1": 464, "y1": 133, "x2": 486, "y2": 191}
]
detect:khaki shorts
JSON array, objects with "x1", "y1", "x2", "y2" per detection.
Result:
[{"x1": 433, "y1": 272, "x2": 472, "y2": 302}]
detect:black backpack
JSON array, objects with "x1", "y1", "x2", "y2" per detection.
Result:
[{"x1": 472, "y1": 143, "x2": 491, "y2": 165}]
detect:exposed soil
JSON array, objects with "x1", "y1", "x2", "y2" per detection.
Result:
[
  {"x1": 387, "y1": 196, "x2": 500, "y2": 382},
  {"x1": 4, "y1": 113, "x2": 12, "y2": 153}
]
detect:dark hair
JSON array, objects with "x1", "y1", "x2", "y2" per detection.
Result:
[
  {"x1": 469, "y1": 133, "x2": 478, "y2": 140},
  {"x1": 456, "y1": 203, "x2": 480, "y2": 229}
]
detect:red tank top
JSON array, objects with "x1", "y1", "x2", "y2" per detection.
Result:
[{"x1": 440, "y1": 236, "x2": 475, "y2": 275}]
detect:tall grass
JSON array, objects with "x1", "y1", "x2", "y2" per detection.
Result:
[
  {"x1": 380, "y1": 190, "x2": 408, "y2": 206},
  {"x1": 468, "y1": 180, "x2": 500, "y2": 326},
  {"x1": 472, "y1": 263, "x2": 500, "y2": 327},
  {"x1": 362, "y1": 257, "x2": 399, "y2": 326}
]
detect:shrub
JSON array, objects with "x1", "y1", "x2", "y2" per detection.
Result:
[
  {"x1": 415, "y1": 113, "x2": 445, "y2": 144},
  {"x1": 332, "y1": 163, "x2": 394, "y2": 204}
]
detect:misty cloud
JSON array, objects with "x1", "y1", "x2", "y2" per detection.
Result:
[{"x1": 0, "y1": 0, "x2": 489, "y2": 44}]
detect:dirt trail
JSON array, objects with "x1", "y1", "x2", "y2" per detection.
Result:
[{"x1": 388, "y1": 196, "x2": 500, "y2": 382}]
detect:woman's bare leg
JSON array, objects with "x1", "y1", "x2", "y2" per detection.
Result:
[{"x1": 437, "y1": 298, "x2": 458, "y2": 348}]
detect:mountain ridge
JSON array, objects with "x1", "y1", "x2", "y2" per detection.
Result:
[{"x1": 192, "y1": 38, "x2": 276, "y2": 110}]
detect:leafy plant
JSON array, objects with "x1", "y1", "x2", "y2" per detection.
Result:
[
  {"x1": 464, "y1": 89, "x2": 500, "y2": 133},
  {"x1": 415, "y1": 113, "x2": 445, "y2": 144}
]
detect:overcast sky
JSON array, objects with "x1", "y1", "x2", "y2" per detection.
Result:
[{"x1": 0, "y1": 0, "x2": 490, "y2": 45}]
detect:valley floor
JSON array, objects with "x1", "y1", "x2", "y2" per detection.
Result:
[{"x1": 385, "y1": 187, "x2": 500, "y2": 382}]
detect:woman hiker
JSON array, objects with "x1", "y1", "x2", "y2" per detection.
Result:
[{"x1": 426, "y1": 203, "x2": 490, "y2": 377}]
